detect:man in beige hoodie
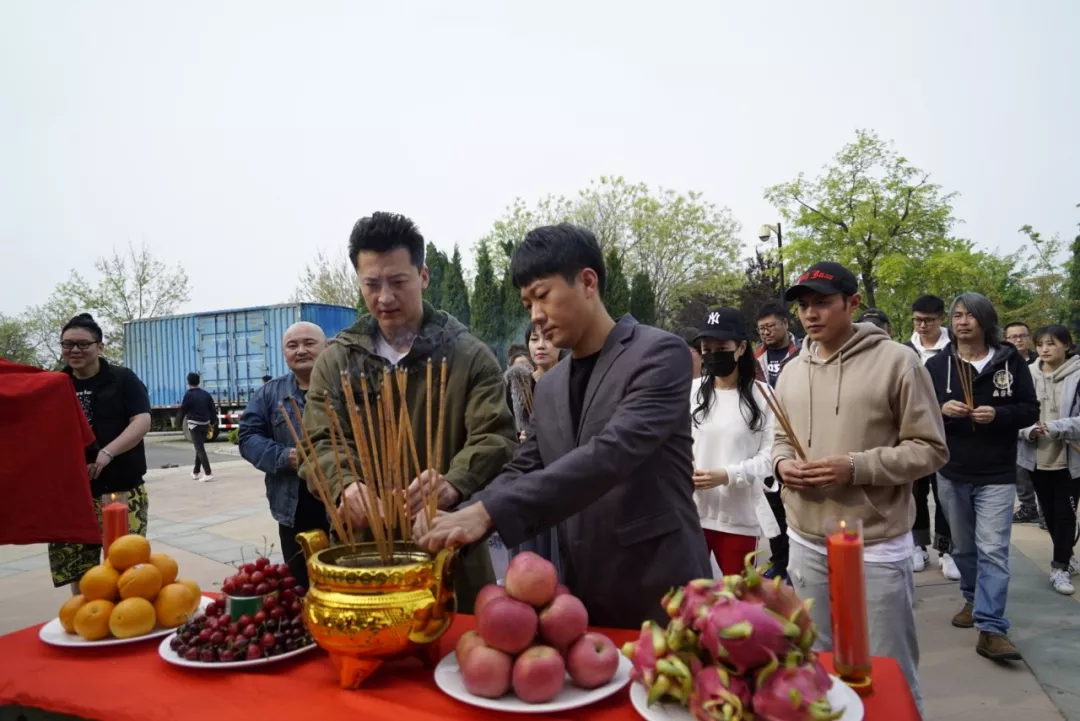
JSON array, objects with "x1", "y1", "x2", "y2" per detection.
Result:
[{"x1": 772, "y1": 262, "x2": 948, "y2": 715}]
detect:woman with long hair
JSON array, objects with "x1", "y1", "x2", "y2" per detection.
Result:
[
  {"x1": 1018, "y1": 324, "x2": 1080, "y2": 595},
  {"x1": 49, "y1": 313, "x2": 153, "y2": 593},
  {"x1": 691, "y1": 307, "x2": 780, "y2": 575},
  {"x1": 502, "y1": 323, "x2": 564, "y2": 579}
]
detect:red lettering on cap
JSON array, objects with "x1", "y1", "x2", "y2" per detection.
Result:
[{"x1": 798, "y1": 270, "x2": 835, "y2": 283}]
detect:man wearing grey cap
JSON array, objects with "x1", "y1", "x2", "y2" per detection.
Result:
[{"x1": 770, "y1": 261, "x2": 948, "y2": 715}]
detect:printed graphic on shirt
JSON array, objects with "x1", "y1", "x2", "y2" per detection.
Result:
[
  {"x1": 76, "y1": 390, "x2": 93, "y2": 424},
  {"x1": 992, "y1": 368, "x2": 1013, "y2": 398}
]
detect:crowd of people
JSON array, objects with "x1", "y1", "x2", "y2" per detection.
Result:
[{"x1": 41, "y1": 212, "x2": 1080, "y2": 719}]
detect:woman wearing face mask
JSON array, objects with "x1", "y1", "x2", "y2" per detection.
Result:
[
  {"x1": 48, "y1": 313, "x2": 152, "y2": 593},
  {"x1": 1017, "y1": 324, "x2": 1080, "y2": 595},
  {"x1": 691, "y1": 308, "x2": 780, "y2": 575},
  {"x1": 503, "y1": 323, "x2": 564, "y2": 579}
]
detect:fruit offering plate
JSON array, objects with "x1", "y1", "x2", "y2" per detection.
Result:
[
  {"x1": 39, "y1": 596, "x2": 211, "y2": 648},
  {"x1": 434, "y1": 651, "x2": 633, "y2": 714},
  {"x1": 157, "y1": 632, "x2": 318, "y2": 669},
  {"x1": 628, "y1": 674, "x2": 865, "y2": 721}
]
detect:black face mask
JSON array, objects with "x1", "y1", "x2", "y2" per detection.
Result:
[{"x1": 702, "y1": 350, "x2": 739, "y2": 377}]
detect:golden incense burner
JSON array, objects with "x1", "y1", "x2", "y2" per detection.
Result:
[{"x1": 297, "y1": 530, "x2": 457, "y2": 688}]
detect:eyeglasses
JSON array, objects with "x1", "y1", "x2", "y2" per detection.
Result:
[
  {"x1": 911, "y1": 317, "x2": 940, "y2": 326},
  {"x1": 1006, "y1": 333, "x2": 1030, "y2": 342},
  {"x1": 61, "y1": 340, "x2": 98, "y2": 351},
  {"x1": 757, "y1": 322, "x2": 781, "y2": 333}
]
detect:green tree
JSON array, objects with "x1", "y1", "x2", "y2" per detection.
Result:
[
  {"x1": 764, "y1": 129, "x2": 960, "y2": 308},
  {"x1": 629, "y1": 271, "x2": 657, "y2": 326},
  {"x1": 22, "y1": 290, "x2": 79, "y2": 369},
  {"x1": 1066, "y1": 225, "x2": 1080, "y2": 333},
  {"x1": 1011, "y1": 224, "x2": 1070, "y2": 329},
  {"x1": 423, "y1": 242, "x2": 448, "y2": 309},
  {"x1": 604, "y1": 248, "x2": 631, "y2": 319},
  {"x1": 470, "y1": 241, "x2": 504, "y2": 345},
  {"x1": 500, "y1": 239, "x2": 530, "y2": 343},
  {"x1": 291, "y1": 249, "x2": 360, "y2": 310},
  {"x1": 441, "y1": 245, "x2": 471, "y2": 327},
  {"x1": 0, "y1": 314, "x2": 37, "y2": 365}
]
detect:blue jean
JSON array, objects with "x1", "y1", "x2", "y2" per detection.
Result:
[{"x1": 936, "y1": 474, "x2": 1015, "y2": 636}]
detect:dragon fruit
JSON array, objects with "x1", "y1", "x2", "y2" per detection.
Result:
[
  {"x1": 662, "y1": 578, "x2": 723, "y2": 624},
  {"x1": 752, "y1": 653, "x2": 843, "y2": 721},
  {"x1": 726, "y1": 552, "x2": 817, "y2": 653},
  {"x1": 689, "y1": 665, "x2": 753, "y2": 721},
  {"x1": 693, "y1": 592, "x2": 802, "y2": 674},
  {"x1": 621, "y1": 621, "x2": 696, "y2": 705}
]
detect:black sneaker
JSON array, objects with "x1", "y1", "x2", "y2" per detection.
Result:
[{"x1": 1013, "y1": 506, "x2": 1040, "y2": 524}]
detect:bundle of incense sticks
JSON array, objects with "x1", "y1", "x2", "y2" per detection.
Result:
[
  {"x1": 952, "y1": 348, "x2": 976, "y2": 430},
  {"x1": 279, "y1": 359, "x2": 450, "y2": 564},
  {"x1": 757, "y1": 380, "x2": 807, "y2": 461}
]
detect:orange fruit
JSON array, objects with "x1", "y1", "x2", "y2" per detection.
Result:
[
  {"x1": 147, "y1": 553, "x2": 178, "y2": 586},
  {"x1": 58, "y1": 595, "x2": 88, "y2": 634},
  {"x1": 117, "y1": 563, "x2": 163, "y2": 600},
  {"x1": 109, "y1": 597, "x2": 156, "y2": 638},
  {"x1": 79, "y1": 564, "x2": 120, "y2": 602},
  {"x1": 107, "y1": 534, "x2": 151, "y2": 571},
  {"x1": 154, "y1": 584, "x2": 196, "y2": 628},
  {"x1": 175, "y1": 579, "x2": 202, "y2": 612},
  {"x1": 73, "y1": 599, "x2": 115, "y2": 640}
]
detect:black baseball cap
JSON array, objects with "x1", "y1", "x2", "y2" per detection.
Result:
[
  {"x1": 693, "y1": 307, "x2": 749, "y2": 344},
  {"x1": 857, "y1": 308, "x2": 891, "y2": 328},
  {"x1": 784, "y1": 261, "x2": 858, "y2": 302}
]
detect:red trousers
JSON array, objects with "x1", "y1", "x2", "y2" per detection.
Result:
[{"x1": 703, "y1": 529, "x2": 758, "y2": 576}]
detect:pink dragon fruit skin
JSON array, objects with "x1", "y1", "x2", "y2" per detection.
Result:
[
  {"x1": 693, "y1": 593, "x2": 802, "y2": 674},
  {"x1": 727, "y1": 551, "x2": 817, "y2": 652},
  {"x1": 752, "y1": 654, "x2": 843, "y2": 721},
  {"x1": 689, "y1": 665, "x2": 753, "y2": 721},
  {"x1": 621, "y1": 621, "x2": 695, "y2": 705},
  {"x1": 663, "y1": 578, "x2": 723, "y2": 624}
]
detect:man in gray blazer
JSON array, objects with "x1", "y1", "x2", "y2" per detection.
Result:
[{"x1": 419, "y1": 223, "x2": 710, "y2": 629}]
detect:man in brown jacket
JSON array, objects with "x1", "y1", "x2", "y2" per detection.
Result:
[
  {"x1": 771, "y1": 262, "x2": 948, "y2": 716},
  {"x1": 301, "y1": 212, "x2": 518, "y2": 613}
]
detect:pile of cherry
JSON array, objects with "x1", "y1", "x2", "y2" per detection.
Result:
[{"x1": 168, "y1": 557, "x2": 312, "y2": 663}]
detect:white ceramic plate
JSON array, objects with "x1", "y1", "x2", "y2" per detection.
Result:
[
  {"x1": 434, "y1": 650, "x2": 632, "y2": 714},
  {"x1": 39, "y1": 595, "x2": 211, "y2": 648},
  {"x1": 629, "y1": 673, "x2": 864, "y2": 721},
  {"x1": 157, "y1": 631, "x2": 318, "y2": 669}
]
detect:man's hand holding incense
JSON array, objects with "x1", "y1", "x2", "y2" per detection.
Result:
[
  {"x1": 942, "y1": 400, "x2": 972, "y2": 418},
  {"x1": 778, "y1": 456, "x2": 852, "y2": 489},
  {"x1": 418, "y1": 502, "x2": 493, "y2": 553},
  {"x1": 407, "y1": 470, "x2": 462, "y2": 518},
  {"x1": 338, "y1": 481, "x2": 376, "y2": 529},
  {"x1": 971, "y1": 405, "x2": 996, "y2": 424}
]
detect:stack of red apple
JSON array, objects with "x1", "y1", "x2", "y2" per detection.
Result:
[{"x1": 454, "y1": 552, "x2": 620, "y2": 704}]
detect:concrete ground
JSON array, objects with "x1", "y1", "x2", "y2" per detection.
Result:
[{"x1": 1, "y1": 437, "x2": 1078, "y2": 720}]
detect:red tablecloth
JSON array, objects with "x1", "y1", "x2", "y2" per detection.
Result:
[{"x1": 0, "y1": 609, "x2": 919, "y2": 720}]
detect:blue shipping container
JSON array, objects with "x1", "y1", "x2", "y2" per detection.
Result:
[{"x1": 124, "y1": 303, "x2": 358, "y2": 410}]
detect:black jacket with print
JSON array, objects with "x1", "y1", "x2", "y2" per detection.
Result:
[{"x1": 925, "y1": 343, "x2": 1039, "y2": 485}]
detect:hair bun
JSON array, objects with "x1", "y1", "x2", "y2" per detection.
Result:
[{"x1": 76, "y1": 313, "x2": 95, "y2": 321}]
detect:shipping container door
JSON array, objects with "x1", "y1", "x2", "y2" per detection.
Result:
[
  {"x1": 197, "y1": 315, "x2": 232, "y2": 406},
  {"x1": 234, "y1": 310, "x2": 269, "y2": 406}
]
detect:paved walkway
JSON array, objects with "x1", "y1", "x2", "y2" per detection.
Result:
[{"x1": 1, "y1": 439, "x2": 1078, "y2": 719}]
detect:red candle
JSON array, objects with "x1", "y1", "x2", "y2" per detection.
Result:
[
  {"x1": 101, "y1": 492, "x2": 129, "y2": 558},
  {"x1": 826, "y1": 517, "x2": 872, "y2": 685}
]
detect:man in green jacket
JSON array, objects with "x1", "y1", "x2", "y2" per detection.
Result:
[{"x1": 301, "y1": 212, "x2": 517, "y2": 613}]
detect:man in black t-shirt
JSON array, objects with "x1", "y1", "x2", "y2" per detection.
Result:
[
  {"x1": 180, "y1": 372, "x2": 218, "y2": 482},
  {"x1": 755, "y1": 302, "x2": 799, "y2": 387},
  {"x1": 419, "y1": 224, "x2": 710, "y2": 629}
]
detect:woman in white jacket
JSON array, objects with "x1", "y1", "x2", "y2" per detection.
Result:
[
  {"x1": 691, "y1": 307, "x2": 780, "y2": 576},
  {"x1": 1018, "y1": 324, "x2": 1080, "y2": 595}
]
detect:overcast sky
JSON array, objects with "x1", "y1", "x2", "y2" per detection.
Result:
[{"x1": 2, "y1": 1, "x2": 1077, "y2": 318}]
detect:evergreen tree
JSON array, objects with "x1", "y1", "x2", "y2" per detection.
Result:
[
  {"x1": 441, "y1": 245, "x2": 471, "y2": 327},
  {"x1": 1067, "y1": 231, "x2": 1080, "y2": 334},
  {"x1": 423, "y1": 241, "x2": 448, "y2": 309},
  {"x1": 501, "y1": 239, "x2": 529, "y2": 340},
  {"x1": 629, "y1": 271, "x2": 657, "y2": 327},
  {"x1": 603, "y1": 248, "x2": 631, "y2": 319},
  {"x1": 471, "y1": 241, "x2": 504, "y2": 345}
]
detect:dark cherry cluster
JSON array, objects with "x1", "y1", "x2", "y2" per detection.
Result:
[
  {"x1": 169, "y1": 558, "x2": 311, "y2": 663},
  {"x1": 222, "y1": 556, "x2": 294, "y2": 597}
]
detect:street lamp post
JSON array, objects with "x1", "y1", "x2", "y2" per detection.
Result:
[{"x1": 758, "y1": 222, "x2": 784, "y2": 301}]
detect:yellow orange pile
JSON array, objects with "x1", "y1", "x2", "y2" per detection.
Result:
[{"x1": 59, "y1": 534, "x2": 202, "y2": 641}]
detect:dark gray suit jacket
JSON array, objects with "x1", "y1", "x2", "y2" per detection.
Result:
[{"x1": 476, "y1": 316, "x2": 711, "y2": 629}]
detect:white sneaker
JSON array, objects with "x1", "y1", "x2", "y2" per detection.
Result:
[
  {"x1": 1069, "y1": 556, "x2": 1079, "y2": 577},
  {"x1": 940, "y1": 553, "x2": 961, "y2": 581},
  {"x1": 912, "y1": 547, "x2": 928, "y2": 572},
  {"x1": 199, "y1": 474, "x2": 216, "y2": 483},
  {"x1": 1051, "y1": 568, "x2": 1076, "y2": 595},
  {"x1": 190, "y1": 472, "x2": 202, "y2": 481}
]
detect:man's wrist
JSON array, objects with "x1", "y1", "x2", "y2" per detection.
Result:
[{"x1": 100, "y1": 448, "x2": 115, "y2": 461}]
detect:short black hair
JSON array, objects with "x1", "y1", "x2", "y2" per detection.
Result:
[
  {"x1": 507, "y1": 344, "x2": 530, "y2": 363},
  {"x1": 510, "y1": 223, "x2": 605, "y2": 295},
  {"x1": 1004, "y1": 321, "x2": 1030, "y2": 333},
  {"x1": 61, "y1": 313, "x2": 103, "y2": 342},
  {"x1": 756, "y1": 302, "x2": 789, "y2": 323},
  {"x1": 187, "y1": 372, "x2": 201, "y2": 387},
  {"x1": 348, "y1": 212, "x2": 425, "y2": 269},
  {"x1": 911, "y1": 295, "x2": 945, "y2": 315}
]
